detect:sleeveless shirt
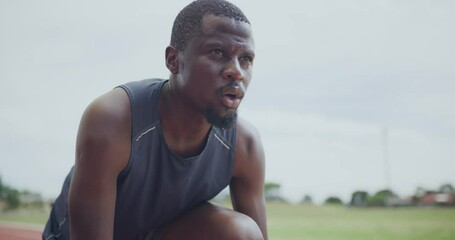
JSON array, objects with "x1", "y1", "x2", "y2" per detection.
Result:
[{"x1": 43, "y1": 78, "x2": 237, "y2": 240}]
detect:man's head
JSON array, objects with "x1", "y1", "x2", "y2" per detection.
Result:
[
  {"x1": 170, "y1": 0, "x2": 250, "y2": 52},
  {"x1": 166, "y1": 0, "x2": 254, "y2": 129}
]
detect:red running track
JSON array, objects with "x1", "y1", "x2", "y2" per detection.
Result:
[{"x1": 0, "y1": 223, "x2": 42, "y2": 240}]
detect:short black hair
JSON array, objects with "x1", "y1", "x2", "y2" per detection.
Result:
[{"x1": 170, "y1": 0, "x2": 250, "y2": 52}]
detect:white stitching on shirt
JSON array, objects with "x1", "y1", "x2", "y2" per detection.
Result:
[
  {"x1": 214, "y1": 133, "x2": 230, "y2": 150},
  {"x1": 136, "y1": 126, "x2": 156, "y2": 142}
]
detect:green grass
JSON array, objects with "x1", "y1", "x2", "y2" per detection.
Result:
[
  {"x1": 0, "y1": 208, "x2": 49, "y2": 225},
  {"x1": 267, "y1": 203, "x2": 455, "y2": 240},
  {"x1": 1, "y1": 203, "x2": 455, "y2": 240}
]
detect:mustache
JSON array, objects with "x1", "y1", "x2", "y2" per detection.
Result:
[{"x1": 219, "y1": 81, "x2": 245, "y2": 96}]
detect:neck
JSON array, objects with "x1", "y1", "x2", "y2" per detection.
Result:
[{"x1": 159, "y1": 81, "x2": 211, "y2": 158}]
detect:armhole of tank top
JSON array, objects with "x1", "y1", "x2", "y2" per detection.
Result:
[
  {"x1": 228, "y1": 124, "x2": 238, "y2": 180},
  {"x1": 213, "y1": 125, "x2": 238, "y2": 181},
  {"x1": 115, "y1": 85, "x2": 136, "y2": 179},
  {"x1": 115, "y1": 80, "x2": 164, "y2": 180}
]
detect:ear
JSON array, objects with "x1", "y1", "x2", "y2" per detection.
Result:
[{"x1": 165, "y1": 46, "x2": 180, "y2": 74}]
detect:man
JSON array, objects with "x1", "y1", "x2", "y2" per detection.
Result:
[{"x1": 43, "y1": 0, "x2": 267, "y2": 239}]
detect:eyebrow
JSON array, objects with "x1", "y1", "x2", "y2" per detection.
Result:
[
  {"x1": 203, "y1": 40, "x2": 255, "y2": 56},
  {"x1": 243, "y1": 48, "x2": 255, "y2": 58}
]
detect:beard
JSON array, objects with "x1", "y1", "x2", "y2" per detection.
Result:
[{"x1": 204, "y1": 108, "x2": 238, "y2": 129}]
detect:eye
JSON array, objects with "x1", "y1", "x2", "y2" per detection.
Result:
[
  {"x1": 211, "y1": 49, "x2": 224, "y2": 56},
  {"x1": 240, "y1": 55, "x2": 254, "y2": 64}
]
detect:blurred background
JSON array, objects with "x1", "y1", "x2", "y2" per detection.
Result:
[{"x1": 1, "y1": 0, "x2": 454, "y2": 209}]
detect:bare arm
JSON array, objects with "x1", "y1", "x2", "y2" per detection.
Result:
[
  {"x1": 68, "y1": 88, "x2": 131, "y2": 240},
  {"x1": 230, "y1": 118, "x2": 268, "y2": 240}
]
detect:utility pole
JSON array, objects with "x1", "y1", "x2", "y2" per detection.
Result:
[{"x1": 382, "y1": 127, "x2": 392, "y2": 192}]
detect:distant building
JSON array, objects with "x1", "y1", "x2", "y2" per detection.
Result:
[
  {"x1": 386, "y1": 196, "x2": 414, "y2": 207},
  {"x1": 419, "y1": 192, "x2": 455, "y2": 206}
]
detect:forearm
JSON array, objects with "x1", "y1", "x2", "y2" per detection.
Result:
[
  {"x1": 230, "y1": 185, "x2": 268, "y2": 240},
  {"x1": 69, "y1": 198, "x2": 115, "y2": 239},
  {"x1": 68, "y1": 171, "x2": 117, "y2": 239}
]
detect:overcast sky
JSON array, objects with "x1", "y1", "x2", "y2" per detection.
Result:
[{"x1": 1, "y1": 0, "x2": 454, "y2": 203}]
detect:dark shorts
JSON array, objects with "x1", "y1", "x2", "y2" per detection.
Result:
[
  {"x1": 42, "y1": 169, "x2": 73, "y2": 240},
  {"x1": 42, "y1": 166, "x2": 166, "y2": 240},
  {"x1": 43, "y1": 217, "x2": 164, "y2": 240}
]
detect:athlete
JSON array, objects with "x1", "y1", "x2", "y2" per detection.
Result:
[{"x1": 43, "y1": 0, "x2": 267, "y2": 239}]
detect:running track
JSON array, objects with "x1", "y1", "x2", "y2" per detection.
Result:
[{"x1": 0, "y1": 222, "x2": 42, "y2": 240}]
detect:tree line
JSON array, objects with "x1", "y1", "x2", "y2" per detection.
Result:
[
  {"x1": 264, "y1": 181, "x2": 455, "y2": 207},
  {"x1": 0, "y1": 175, "x2": 44, "y2": 210}
]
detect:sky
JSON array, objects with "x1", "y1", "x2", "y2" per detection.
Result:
[{"x1": 1, "y1": 0, "x2": 454, "y2": 204}]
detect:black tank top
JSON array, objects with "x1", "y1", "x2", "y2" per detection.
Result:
[
  {"x1": 114, "y1": 78, "x2": 237, "y2": 239},
  {"x1": 43, "y1": 79, "x2": 237, "y2": 240}
]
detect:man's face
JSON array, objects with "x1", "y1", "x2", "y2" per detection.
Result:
[{"x1": 176, "y1": 14, "x2": 255, "y2": 128}]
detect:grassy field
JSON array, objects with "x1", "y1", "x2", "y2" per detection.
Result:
[
  {"x1": 267, "y1": 203, "x2": 455, "y2": 240},
  {"x1": 1, "y1": 203, "x2": 455, "y2": 239},
  {"x1": 0, "y1": 208, "x2": 49, "y2": 225}
]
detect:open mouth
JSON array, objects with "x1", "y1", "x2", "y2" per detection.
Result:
[
  {"x1": 225, "y1": 93, "x2": 237, "y2": 100},
  {"x1": 220, "y1": 85, "x2": 245, "y2": 109},
  {"x1": 222, "y1": 87, "x2": 244, "y2": 99},
  {"x1": 221, "y1": 92, "x2": 242, "y2": 109}
]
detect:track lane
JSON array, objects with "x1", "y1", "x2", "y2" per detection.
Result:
[{"x1": 0, "y1": 222, "x2": 42, "y2": 240}]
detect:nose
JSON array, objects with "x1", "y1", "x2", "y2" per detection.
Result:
[{"x1": 223, "y1": 58, "x2": 244, "y2": 82}]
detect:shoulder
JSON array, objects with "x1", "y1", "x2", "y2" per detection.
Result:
[
  {"x1": 235, "y1": 117, "x2": 262, "y2": 152},
  {"x1": 76, "y1": 88, "x2": 131, "y2": 173},
  {"x1": 233, "y1": 117, "x2": 265, "y2": 178},
  {"x1": 82, "y1": 88, "x2": 130, "y2": 126},
  {"x1": 80, "y1": 88, "x2": 131, "y2": 138}
]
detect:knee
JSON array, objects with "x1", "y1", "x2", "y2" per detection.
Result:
[
  {"x1": 160, "y1": 203, "x2": 264, "y2": 240},
  {"x1": 216, "y1": 210, "x2": 264, "y2": 240}
]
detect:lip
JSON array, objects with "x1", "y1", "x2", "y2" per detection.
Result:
[
  {"x1": 220, "y1": 88, "x2": 244, "y2": 109},
  {"x1": 221, "y1": 94, "x2": 241, "y2": 109}
]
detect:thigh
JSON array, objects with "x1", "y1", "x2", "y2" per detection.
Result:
[{"x1": 160, "y1": 202, "x2": 263, "y2": 240}]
